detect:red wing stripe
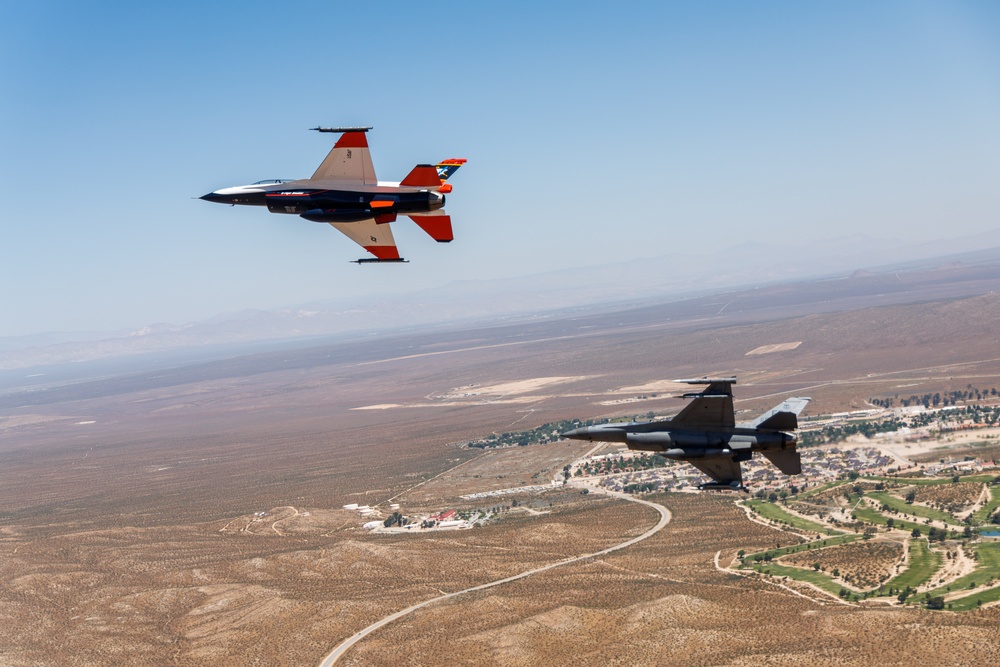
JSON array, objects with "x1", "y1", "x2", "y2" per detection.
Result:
[
  {"x1": 365, "y1": 245, "x2": 400, "y2": 260},
  {"x1": 334, "y1": 132, "x2": 369, "y2": 149}
]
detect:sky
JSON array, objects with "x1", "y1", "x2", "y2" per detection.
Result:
[{"x1": 2, "y1": 1, "x2": 1000, "y2": 337}]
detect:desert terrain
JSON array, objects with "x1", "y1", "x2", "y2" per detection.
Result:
[{"x1": 2, "y1": 261, "x2": 1000, "y2": 664}]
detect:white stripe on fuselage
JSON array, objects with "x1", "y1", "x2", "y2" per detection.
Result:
[{"x1": 219, "y1": 180, "x2": 437, "y2": 194}]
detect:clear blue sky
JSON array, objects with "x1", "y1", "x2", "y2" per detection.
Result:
[{"x1": 2, "y1": 1, "x2": 999, "y2": 336}]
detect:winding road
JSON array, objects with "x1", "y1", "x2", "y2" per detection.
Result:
[{"x1": 318, "y1": 488, "x2": 671, "y2": 666}]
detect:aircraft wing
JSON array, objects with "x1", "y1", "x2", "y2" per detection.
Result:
[
  {"x1": 686, "y1": 456, "x2": 744, "y2": 487},
  {"x1": 311, "y1": 129, "x2": 377, "y2": 184},
  {"x1": 670, "y1": 378, "x2": 736, "y2": 428},
  {"x1": 328, "y1": 219, "x2": 400, "y2": 260}
]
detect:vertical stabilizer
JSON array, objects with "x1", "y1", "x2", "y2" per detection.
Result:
[{"x1": 748, "y1": 397, "x2": 811, "y2": 429}]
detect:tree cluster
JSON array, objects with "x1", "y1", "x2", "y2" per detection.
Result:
[{"x1": 870, "y1": 388, "x2": 1000, "y2": 409}]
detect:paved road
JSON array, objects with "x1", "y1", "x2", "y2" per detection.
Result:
[{"x1": 318, "y1": 488, "x2": 671, "y2": 666}]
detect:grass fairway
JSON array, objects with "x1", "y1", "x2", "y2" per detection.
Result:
[
  {"x1": 743, "y1": 534, "x2": 861, "y2": 562},
  {"x1": 884, "y1": 538, "x2": 940, "y2": 591},
  {"x1": 948, "y1": 582, "x2": 1000, "y2": 611},
  {"x1": 971, "y1": 486, "x2": 1000, "y2": 524},
  {"x1": 751, "y1": 562, "x2": 844, "y2": 596},
  {"x1": 734, "y1": 478, "x2": 1000, "y2": 612},
  {"x1": 864, "y1": 475, "x2": 994, "y2": 486},
  {"x1": 918, "y1": 542, "x2": 1000, "y2": 602},
  {"x1": 745, "y1": 500, "x2": 843, "y2": 534},
  {"x1": 853, "y1": 504, "x2": 894, "y2": 527},
  {"x1": 795, "y1": 481, "x2": 845, "y2": 500},
  {"x1": 867, "y1": 491, "x2": 958, "y2": 525}
]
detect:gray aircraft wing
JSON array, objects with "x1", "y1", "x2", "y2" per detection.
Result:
[
  {"x1": 669, "y1": 378, "x2": 736, "y2": 428},
  {"x1": 686, "y1": 456, "x2": 744, "y2": 487}
]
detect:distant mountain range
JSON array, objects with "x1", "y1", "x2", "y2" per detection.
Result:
[{"x1": 3, "y1": 231, "x2": 1000, "y2": 371}]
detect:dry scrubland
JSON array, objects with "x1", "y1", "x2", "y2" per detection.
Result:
[
  {"x1": 1, "y1": 494, "x2": 649, "y2": 665},
  {"x1": 913, "y1": 482, "x2": 983, "y2": 511},
  {"x1": 2, "y1": 269, "x2": 1000, "y2": 664},
  {"x1": 342, "y1": 494, "x2": 1000, "y2": 666}
]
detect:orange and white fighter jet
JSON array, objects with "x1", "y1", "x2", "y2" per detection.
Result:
[{"x1": 201, "y1": 127, "x2": 466, "y2": 263}]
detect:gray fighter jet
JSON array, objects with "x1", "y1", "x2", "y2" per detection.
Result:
[{"x1": 562, "y1": 378, "x2": 809, "y2": 490}]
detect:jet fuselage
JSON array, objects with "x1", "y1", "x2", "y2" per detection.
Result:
[
  {"x1": 201, "y1": 180, "x2": 445, "y2": 222},
  {"x1": 563, "y1": 423, "x2": 795, "y2": 453}
]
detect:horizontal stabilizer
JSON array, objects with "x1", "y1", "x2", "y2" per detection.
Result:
[
  {"x1": 400, "y1": 164, "x2": 442, "y2": 187},
  {"x1": 408, "y1": 213, "x2": 453, "y2": 242},
  {"x1": 761, "y1": 449, "x2": 802, "y2": 475}
]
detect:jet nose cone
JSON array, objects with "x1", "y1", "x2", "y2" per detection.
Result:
[
  {"x1": 200, "y1": 191, "x2": 227, "y2": 203},
  {"x1": 562, "y1": 427, "x2": 590, "y2": 441}
]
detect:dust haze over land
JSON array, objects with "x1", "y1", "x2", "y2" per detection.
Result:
[
  {"x1": 4, "y1": 236, "x2": 1000, "y2": 372},
  {"x1": 2, "y1": 256, "x2": 1000, "y2": 664}
]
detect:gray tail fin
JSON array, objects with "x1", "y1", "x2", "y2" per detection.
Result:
[{"x1": 749, "y1": 397, "x2": 810, "y2": 430}]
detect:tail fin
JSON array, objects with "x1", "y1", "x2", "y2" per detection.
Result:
[
  {"x1": 400, "y1": 164, "x2": 443, "y2": 187},
  {"x1": 749, "y1": 397, "x2": 811, "y2": 430},
  {"x1": 407, "y1": 213, "x2": 453, "y2": 242},
  {"x1": 435, "y1": 158, "x2": 467, "y2": 182}
]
